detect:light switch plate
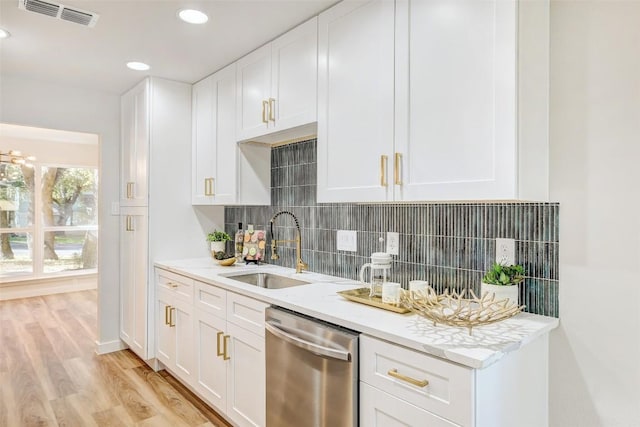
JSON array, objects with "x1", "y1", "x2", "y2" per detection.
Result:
[
  {"x1": 386, "y1": 232, "x2": 399, "y2": 255},
  {"x1": 496, "y1": 238, "x2": 515, "y2": 265},
  {"x1": 337, "y1": 230, "x2": 357, "y2": 252}
]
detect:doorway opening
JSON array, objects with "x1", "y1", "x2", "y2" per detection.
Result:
[{"x1": 0, "y1": 123, "x2": 99, "y2": 299}]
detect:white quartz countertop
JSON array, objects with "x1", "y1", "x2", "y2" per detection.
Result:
[{"x1": 155, "y1": 258, "x2": 559, "y2": 369}]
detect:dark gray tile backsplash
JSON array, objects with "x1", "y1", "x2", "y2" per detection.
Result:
[{"x1": 225, "y1": 139, "x2": 560, "y2": 317}]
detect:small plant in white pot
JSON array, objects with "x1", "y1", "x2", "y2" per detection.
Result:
[
  {"x1": 207, "y1": 230, "x2": 231, "y2": 257},
  {"x1": 481, "y1": 263, "x2": 525, "y2": 304}
]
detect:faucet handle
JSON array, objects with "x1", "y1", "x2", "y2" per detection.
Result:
[
  {"x1": 271, "y1": 241, "x2": 280, "y2": 260},
  {"x1": 297, "y1": 258, "x2": 308, "y2": 273}
]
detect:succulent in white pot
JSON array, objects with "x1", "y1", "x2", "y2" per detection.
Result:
[
  {"x1": 481, "y1": 263, "x2": 525, "y2": 304},
  {"x1": 207, "y1": 230, "x2": 231, "y2": 257}
]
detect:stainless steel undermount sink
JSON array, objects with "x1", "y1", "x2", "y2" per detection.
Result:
[{"x1": 223, "y1": 272, "x2": 311, "y2": 289}]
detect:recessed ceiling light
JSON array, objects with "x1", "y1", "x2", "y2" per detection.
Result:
[
  {"x1": 126, "y1": 61, "x2": 150, "y2": 71},
  {"x1": 178, "y1": 9, "x2": 208, "y2": 24},
  {"x1": 0, "y1": 28, "x2": 10, "y2": 39}
]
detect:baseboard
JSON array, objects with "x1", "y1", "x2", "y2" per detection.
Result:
[
  {"x1": 95, "y1": 339, "x2": 128, "y2": 355},
  {"x1": 0, "y1": 274, "x2": 97, "y2": 301}
]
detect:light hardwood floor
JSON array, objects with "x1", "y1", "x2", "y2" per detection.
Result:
[{"x1": 0, "y1": 290, "x2": 232, "y2": 427}]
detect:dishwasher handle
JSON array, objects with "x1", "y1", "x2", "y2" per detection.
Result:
[{"x1": 265, "y1": 321, "x2": 352, "y2": 361}]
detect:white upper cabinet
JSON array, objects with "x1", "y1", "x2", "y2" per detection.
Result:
[
  {"x1": 394, "y1": 0, "x2": 517, "y2": 201},
  {"x1": 270, "y1": 17, "x2": 318, "y2": 133},
  {"x1": 236, "y1": 17, "x2": 318, "y2": 141},
  {"x1": 318, "y1": 0, "x2": 543, "y2": 203},
  {"x1": 192, "y1": 64, "x2": 238, "y2": 205},
  {"x1": 120, "y1": 79, "x2": 149, "y2": 206},
  {"x1": 236, "y1": 45, "x2": 272, "y2": 140},
  {"x1": 317, "y1": 0, "x2": 395, "y2": 203}
]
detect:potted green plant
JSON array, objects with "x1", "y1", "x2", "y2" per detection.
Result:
[
  {"x1": 481, "y1": 263, "x2": 525, "y2": 304},
  {"x1": 207, "y1": 230, "x2": 231, "y2": 256}
]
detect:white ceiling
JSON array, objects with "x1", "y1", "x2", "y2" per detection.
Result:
[{"x1": 0, "y1": 0, "x2": 336, "y2": 95}]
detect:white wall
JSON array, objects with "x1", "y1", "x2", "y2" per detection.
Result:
[
  {"x1": 549, "y1": 2, "x2": 640, "y2": 426},
  {"x1": 0, "y1": 74, "x2": 122, "y2": 350}
]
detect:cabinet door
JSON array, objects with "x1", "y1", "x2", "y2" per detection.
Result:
[
  {"x1": 317, "y1": 0, "x2": 395, "y2": 203},
  {"x1": 156, "y1": 292, "x2": 175, "y2": 367},
  {"x1": 173, "y1": 298, "x2": 194, "y2": 384},
  {"x1": 121, "y1": 79, "x2": 149, "y2": 206},
  {"x1": 192, "y1": 76, "x2": 216, "y2": 205},
  {"x1": 226, "y1": 322, "x2": 265, "y2": 427},
  {"x1": 270, "y1": 17, "x2": 318, "y2": 132},
  {"x1": 236, "y1": 44, "x2": 272, "y2": 141},
  {"x1": 119, "y1": 207, "x2": 148, "y2": 359},
  {"x1": 193, "y1": 65, "x2": 238, "y2": 205},
  {"x1": 394, "y1": 0, "x2": 517, "y2": 201},
  {"x1": 211, "y1": 63, "x2": 238, "y2": 204},
  {"x1": 360, "y1": 383, "x2": 459, "y2": 427},
  {"x1": 194, "y1": 308, "x2": 227, "y2": 411}
]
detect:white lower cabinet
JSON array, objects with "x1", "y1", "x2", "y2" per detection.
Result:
[
  {"x1": 225, "y1": 321, "x2": 265, "y2": 427},
  {"x1": 361, "y1": 383, "x2": 458, "y2": 427},
  {"x1": 360, "y1": 334, "x2": 550, "y2": 427},
  {"x1": 189, "y1": 278, "x2": 268, "y2": 427},
  {"x1": 194, "y1": 306, "x2": 227, "y2": 410},
  {"x1": 119, "y1": 207, "x2": 148, "y2": 359},
  {"x1": 155, "y1": 271, "x2": 195, "y2": 386}
]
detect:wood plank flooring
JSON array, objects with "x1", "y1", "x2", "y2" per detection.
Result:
[{"x1": 0, "y1": 290, "x2": 232, "y2": 427}]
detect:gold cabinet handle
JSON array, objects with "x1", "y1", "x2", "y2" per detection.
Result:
[
  {"x1": 126, "y1": 182, "x2": 134, "y2": 199},
  {"x1": 164, "y1": 305, "x2": 170, "y2": 325},
  {"x1": 387, "y1": 369, "x2": 429, "y2": 388},
  {"x1": 268, "y1": 98, "x2": 276, "y2": 122},
  {"x1": 262, "y1": 100, "x2": 269, "y2": 124},
  {"x1": 223, "y1": 335, "x2": 230, "y2": 360},
  {"x1": 380, "y1": 155, "x2": 388, "y2": 187},
  {"x1": 204, "y1": 178, "x2": 215, "y2": 197},
  {"x1": 125, "y1": 215, "x2": 134, "y2": 232},
  {"x1": 394, "y1": 152, "x2": 403, "y2": 185},
  {"x1": 216, "y1": 331, "x2": 224, "y2": 357},
  {"x1": 169, "y1": 307, "x2": 176, "y2": 327}
]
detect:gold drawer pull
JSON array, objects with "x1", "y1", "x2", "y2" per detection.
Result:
[
  {"x1": 125, "y1": 215, "x2": 134, "y2": 231},
  {"x1": 262, "y1": 100, "x2": 269, "y2": 124},
  {"x1": 380, "y1": 155, "x2": 388, "y2": 187},
  {"x1": 268, "y1": 97, "x2": 276, "y2": 122},
  {"x1": 169, "y1": 307, "x2": 176, "y2": 327},
  {"x1": 394, "y1": 152, "x2": 403, "y2": 185},
  {"x1": 387, "y1": 369, "x2": 429, "y2": 388},
  {"x1": 223, "y1": 335, "x2": 230, "y2": 360},
  {"x1": 217, "y1": 331, "x2": 224, "y2": 357},
  {"x1": 167, "y1": 282, "x2": 179, "y2": 289}
]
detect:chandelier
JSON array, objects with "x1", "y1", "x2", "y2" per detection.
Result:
[{"x1": 0, "y1": 150, "x2": 36, "y2": 167}]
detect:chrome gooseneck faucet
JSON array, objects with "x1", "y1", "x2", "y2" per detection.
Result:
[{"x1": 270, "y1": 211, "x2": 308, "y2": 274}]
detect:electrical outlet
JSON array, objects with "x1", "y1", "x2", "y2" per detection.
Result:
[
  {"x1": 495, "y1": 238, "x2": 515, "y2": 265},
  {"x1": 386, "y1": 232, "x2": 399, "y2": 255},
  {"x1": 337, "y1": 230, "x2": 357, "y2": 252}
]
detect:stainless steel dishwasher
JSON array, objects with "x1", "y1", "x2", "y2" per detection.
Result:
[{"x1": 265, "y1": 306, "x2": 359, "y2": 427}]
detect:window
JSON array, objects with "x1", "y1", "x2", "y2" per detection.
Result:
[
  {"x1": 0, "y1": 164, "x2": 98, "y2": 280},
  {"x1": 0, "y1": 164, "x2": 34, "y2": 276}
]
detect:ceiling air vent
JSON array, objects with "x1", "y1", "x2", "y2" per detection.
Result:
[{"x1": 18, "y1": 0, "x2": 99, "y2": 27}]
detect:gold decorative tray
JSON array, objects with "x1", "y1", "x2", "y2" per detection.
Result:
[
  {"x1": 337, "y1": 287, "x2": 410, "y2": 314},
  {"x1": 402, "y1": 286, "x2": 525, "y2": 335}
]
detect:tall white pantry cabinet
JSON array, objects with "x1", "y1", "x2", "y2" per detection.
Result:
[{"x1": 119, "y1": 77, "x2": 206, "y2": 360}]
